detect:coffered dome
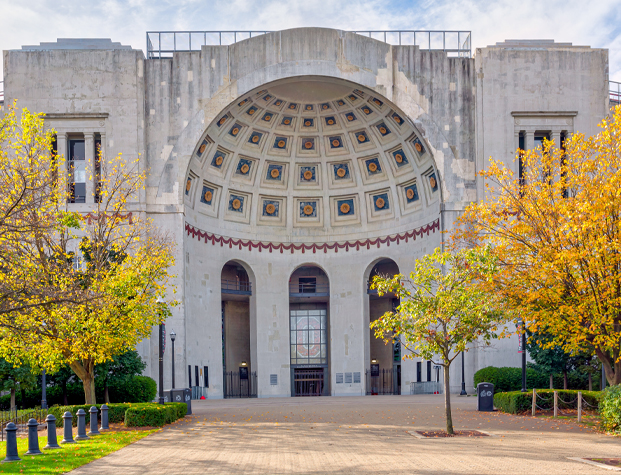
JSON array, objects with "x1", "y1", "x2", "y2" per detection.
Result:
[{"x1": 184, "y1": 77, "x2": 440, "y2": 242}]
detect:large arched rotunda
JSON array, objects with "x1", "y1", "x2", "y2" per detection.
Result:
[{"x1": 183, "y1": 77, "x2": 442, "y2": 398}]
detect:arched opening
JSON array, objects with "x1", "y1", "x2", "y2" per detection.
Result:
[
  {"x1": 288, "y1": 265, "x2": 330, "y2": 396},
  {"x1": 221, "y1": 260, "x2": 257, "y2": 397},
  {"x1": 366, "y1": 258, "x2": 401, "y2": 395}
]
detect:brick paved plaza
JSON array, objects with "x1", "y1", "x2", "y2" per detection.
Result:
[{"x1": 68, "y1": 395, "x2": 620, "y2": 474}]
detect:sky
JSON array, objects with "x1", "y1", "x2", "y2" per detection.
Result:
[{"x1": 1, "y1": 0, "x2": 620, "y2": 85}]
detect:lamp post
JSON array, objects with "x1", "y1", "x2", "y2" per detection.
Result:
[
  {"x1": 460, "y1": 351, "x2": 467, "y2": 395},
  {"x1": 170, "y1": 330, "x2": 176, "y2": 389},
  {"x1": 41, "y1": 369, "x2": 47, "y2": 409},
  {"x1": 157, "y1": 297, "x2": 166, "y2": 404}
]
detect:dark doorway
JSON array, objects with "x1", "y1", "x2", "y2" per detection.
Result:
[{"x1": 293, "y1": 368, "x2": 325, "y2": 397}]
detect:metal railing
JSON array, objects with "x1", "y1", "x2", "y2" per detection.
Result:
[
  {"x1": 410, "y1": 381, "x2": 443, "y2": 395},
  {"x1": 223, "y1": 370, "x2": 257, "y2": 398},
  {"x1": 221, "y1": 279, "x2": 252, "y2": 295},
  {"x1": 0, "y1": 408, "x2": 48, "y2": 442},
  {"x1": 293, "y1": 368, "x2": 325, "y2": 396},
  {"x1": 289, "y1": 282, "x2": 330, "y2": 297},
  {"x1": 366, "y1": 368, "x2": 400, "y2": 395},
  {"x1": 611, "y1": 80, "x2": 621, "y2": 107},
  {"x1": 146, "y1": 30, "x2": 472, "y2": 59}
]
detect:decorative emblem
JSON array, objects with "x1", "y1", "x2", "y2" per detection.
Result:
[
  {"x1": 429, "y1": 176, "x2": 437, "y2": 188},
  {"x1": 304, "y1": 140, "x2": 313, "y2": 149},
  {"x1": 252, "y1": 135, "x2": 260, "y2": 143},
  {"x1": 368, "y1": 162, "x2": 378, "y2": 172},
  {"x1": 277, "y1": 140, "x2": 286, "y2": 148},
  {"x1": 338, "y1": 100, "x2": 345, "y2": 106},
  {"x1": 327, "y1": 119, "x2": 335, "y2": 125},
  {"x1": 406, "y1": 188, "x2": 415, "y2": 200},
  {"x1": 219, "y1": 117, "x2": 226, "y2": 125},
  {"x1": 393, "y1": 114, "x2": 402, "y2": 124},
  {"x1": 349, "y1": 95, "x2": 357, "y2": 101},
  {"x1": 379, "y1": 126, "x2": 387, "y2": 135},
  {"x1": 303, "y1": 205, "x2": 314, "y2": 216},
  {"x1": 275, "y1": 100, "x2": 282, "y2": 106},
  {"x1": 231, "y1": 127, "x2": 239, "y2": 136},
  {"x1": 304, "y1": 120, "x2": 312, "y2": 126},
  {"x1": 362, "y1": 107, "x2": 371, "y2": 114},
  {"x1": 375, "y1": 197, "x2": 385, "y2": 209},
  {"x1": 395, "y1": 153, "x2": 403, "y2": 163},
  {"x1": 340, "y1": 203, "x2": 350, "y2": 214},
  {"x1": 332, "y1": 139, "x2": 340, "y2": 147},
  {"x1": 199, "y1": 143, "x2": 207, "y2": 154},
  {"x1": 303, "y1": 170, "x2": 313, "y2": 180},
  {"x1": 289, "y1": 104, "x2": 296, "y2": 110},
  {"x1": 306, "y1": 105, "x2": 312, "y2": 111},
  {"x1": 347, "y1": 115, "x2": 355, "y2": 121},
  {"x1": 215, "y1": 155, "x2": 224, "y2": 166},
  {"x1": 415, "y1": 142, "x2": 423, "y2": 152},
  {"x1": 265, "y1": 203, "x2": 276, "y2": 215},
  {"x1": 185, "y1": 179, "x2": 191, "y2": 192},
  {"x1": 240, "y1": 163, "x2": 250, "y2": 174},
  {"x1": 323, "y1": 104, "x2": 329, "y2": 110},
  {"x1": 232, "y1": 199, "x2": 242, "y2": 210},
  {"x1": 238, "y1": 99, "x2": 247, "y2": 106},
  {"x1": 270, "y1": 168, "x2": 280, "y2": 178},
  {"x1": 248, "y1": 108, "x2": 255, "y2": 115},
  {"x1": 284, "y1": 118, "x2": 291, "y2": 125},
  {"x1": 374, "y1": 99, "x2": 382, "y2": 106},
  {"x1": 336, "y1": 167, "x2": 346, "y2": 178},
  {"x1": 264, "y1": 114, "x2": 272, "y2": 121},
  {"x1": 357, "y1": 134, "x2": 366, "y2": 143},
  {"x1": 204, "y1": 190, "x2": 213, "y2": 202}
]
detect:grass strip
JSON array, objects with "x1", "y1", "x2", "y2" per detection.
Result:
[{"x1": 0, "y1": 429, "x2": 157, "y2": 474}]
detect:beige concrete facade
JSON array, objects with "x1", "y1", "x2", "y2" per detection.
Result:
[{"x1": 1, "y1": 31, "x2": 610, "y2": 398}]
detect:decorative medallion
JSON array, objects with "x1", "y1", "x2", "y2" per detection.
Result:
[
  {"x1": 238, "y1": 99, "x2": 248, "y2": 107},
  {"x1": 212, "y1": 151, "x2": 225, "y2": 167},
  {"x1": 262, "y1": 113, "x2": 272, "y2": 122},
  {"x1": 376, "y1": 197, "x2": 385, "y2": 208},
  {"x1": 271, "y1": 168, "x2": 280, "y2": 178},
  {"x1": 282, "y1": 117, "x2": 292, "y2": 126},
  {"x1": 406, "y1": 188, "x2": 414, "y2": 199},
  {"x1": 392, "y1": 113, "x2": 403, "y2": 124},
  {"x1": 357, "y1": 132, "x2": 369, "y2": 144},
  {"x1": 248, "y1": 132, "x2": 262, "y2": 144},
  {"x1": 247, "y1": 106, "x2": 257, "y2": 115},
  {"x1": 362, "y1": 107, "x2": 372, "y2": 115},
  {"x1": 263, "y1": 94, "x2": 272, "y2": 102},
  {"x1": 241, "y1": 164, "x2": 250, "y2": 174},
  {"x1": 185, "y1": 178, "x2": 192, "y2": 193},
  {"x1": 303, "y1": 119, "x2": 314, "y2": 127},
  {"x1": 348, "y1": 94, "x2": 358, "y2": 102},
  {"x1": 218, "y1": 117, "x2": 227, "y2": 126},
  {"x1": 368, "y1": 162, "x2": 377, "y2": 172},
  {"x1": 413, "y1": 138, "x2": 425, "y2": 154},
  {"x1": 337, "y1": 100, "x2": 345, "y2": 106},
  {"x1": 366, "y1": 158, "x2": 381, "y2": 174},
  {"x1": 288, "y1": 103, "x2": 298, "y2": 110},
  {"x1": 199, "y1": 143, "x2": 207, "y2": 154},
  {"x1": 215, "y1": 155, "x2": 224, "y2": 166},
  {"x1": 252, "y1": 135, "x2": 259, "y2": 143},
  {"x1": 304, "y1": 205, "x2": 314, "y2": 215},
  {"x1": 393, "y1": 149, "x2": 408, "y2": 166},
  {"x1": 405, "y1": 184, "x2": 419, "y2": 202},
  {"x1": 232, "y1": 199, "x2": 241, "y2": 210},
  {"x1": 267, "y1": 164, "x2": 282, "y2": 180},
  {"x1": 325, "y1": 116, "x2": 336, "y2": 126},
  {"x1": 321, "y1": 103, "x2": 330, "y2": 110},
  {"x1": 275, "y1": 137, "x2": 287, "y2": 149},
  {"x1": 302, "y1": 139, "x2": 315, "y2": 150},
  {"x1": 373, "y1": 98, "x2": 383, "y2": 107},
  {"x1": 330, "y1": 137, "x2": 342, "y2": 148},
  {"x1": 274, "y1": 99, "x2": 283, "y2": 106},
  {"x1": 200, "y1": 186, "x2": 214, "y2": 205},
  {"x1": 305, "y1": 105, "x2": 313, "y2": 111},
  {"x1": 265, "y1": 203, "x2": 276, "y2": 214},
  {"x1": 429, "y1": 175, "x2": 437, "y2": 190},
  {"x1": 373, "y1": 193, "x2": 390, "y2": 211},
  {"x1": 334, "y1": 164, "x2": 348, "y2": 179},
  {"x1": 346, "y1": 112, "x2": 356, "y2": 122},
  {"x1": 204, "y1": 190, "x2": 213, "y2": 202},
  {"x1": 377, "y1": 123, "x2": 391, "y2": 136},
  {"x1": 340, "y1": 203, "x2": 350, "y2": 214},
  {"x1": 229, "y1": 124, "x2": 242, "y2": 137},
  {"x1": 395, "y1": 153, "x2": 403, "y2": 163},
  {"x1": 303, "y1": 169, "x2": 314, "y2": 181}
]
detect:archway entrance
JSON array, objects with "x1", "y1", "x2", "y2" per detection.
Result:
[
  {"x1": 366, "y1": 259, "x2": 401, "y2": 395},
  {"x1": 289, "y1": 266, "x2": 330, "y2": 396},
  {"x1": 221, "y1": 261, "x2": 256, "y2": 398}
]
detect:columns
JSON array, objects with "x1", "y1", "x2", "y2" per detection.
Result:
[
  {"x1": 551, "y1": 131, "x2": 562, "y2": 150},
  {"x1": 84, "y1": 133, "x2": 95, "y2": 204},
  {"x1": 525, "y1": 131, "x2": 535, "y2": 151}
]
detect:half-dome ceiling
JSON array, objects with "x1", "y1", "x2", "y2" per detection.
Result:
[{"x1": 184, "y1": 77, "x2": 440, "y2": 242}]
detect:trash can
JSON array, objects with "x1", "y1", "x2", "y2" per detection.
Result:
[
  {"x1": 169, "y1": 388, "x2": 192, "y2": 415},
  {"x1": 477, "y1": 382, "x2": 494, "y2": 411}
]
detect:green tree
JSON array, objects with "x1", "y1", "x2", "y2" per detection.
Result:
[
  {"x1": 371, "y1": 246, "x2": 511, "y2": 434},
  {"x1": 96, "y1": 350, "x2": 146, "y2": 403},
  {"x1": 0, "y1": 359, "x2": 36, "y2": 410}
]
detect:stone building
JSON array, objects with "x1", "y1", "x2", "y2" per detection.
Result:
[{"x1": 1, "y1": 29, "x2": 612, "y2": 397}]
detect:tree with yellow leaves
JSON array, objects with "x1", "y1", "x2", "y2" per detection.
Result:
[
  {"x1": 0, "y1": 103, "x2": 176, "y2": 404},
  {"x1": 371, "y1": 246, "x2": 511, "y2": 435},
  {"x1": 456, "y1": 105, "x2": 621, "y2": 386}
]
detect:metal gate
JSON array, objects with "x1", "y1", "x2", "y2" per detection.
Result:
[
  {"x1": 293, "y1": 368, "x2": 325, "y2": 396},
  {"x1": 365, "y1": 368, "x2": 400, "y2": 395},
  {"x1": 223, "y1": 371, "x2": 257, "y2": 398}
]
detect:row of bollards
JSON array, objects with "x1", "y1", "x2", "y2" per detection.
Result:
[{"x1": 2, "y1": 405, "x2": 109, "y2": 463}]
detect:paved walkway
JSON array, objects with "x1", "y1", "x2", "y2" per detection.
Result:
[{"x1": 70, "y1": 395, "x2": 620, "y2": 474}]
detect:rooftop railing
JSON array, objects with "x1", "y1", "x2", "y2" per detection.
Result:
[
  {"x1": 611, "y1": 80, "x2": 621, "y2": 107},
  {"x1": 146, "y1": 30, "x2": 472, "y2": 59}
]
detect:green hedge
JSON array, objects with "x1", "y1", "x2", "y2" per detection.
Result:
[
  {"x1": 107, "y1": 376, "x2": 157, "y2": 404},
  {"x1": 600, "y1": 385, "x2": 621, "y2": 434},
  {"x1": 48, "y1": 403, "x2": 132, "y2": 427},
  {"x1": 125, "y1": 403, "x2": 187, "y2": 427},
  {"x1": 493, "y1": 389, "x2": 601, "y2": 414},
  {"x1": 474, "y1": 366, "x2": 599, "y2": 393}
]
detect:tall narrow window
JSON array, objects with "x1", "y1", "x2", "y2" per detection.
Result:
[
  {"x1": 417, "y1": 361, "x2": 421, "y2": 382},
  {"x1": 518, "y1": 131, "x2": 525, "y2": 192},
  {"x1": 426, "y1": 361, "x2": 432, "y2": 382},
  {"x1": 94, "y1": 134, "x2": 102, "y2": 203},
  {"x1": 51, "y1": 135, "x2": 58, "y2": 185},
  {"x1": 68, "y1": 138, "x2": 86, "y2": 203},
  {"x1": 561, "y1": 131, "x2": 568, "y2": 198}
]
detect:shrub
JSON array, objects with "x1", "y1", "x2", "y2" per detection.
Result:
[
  {"x1": 493, "y1": 389, "x2": 601, "y2": 414},
  {"x1": 107, "y1": 376, "x2": 157, "y2": 403},
  {"x1": 474, "y1": 366, "x2": 598, "y2": 393},
  {"x1": 600, "y1": 385, "x2": 621, "y2": 434},
  {"x1": 48, "y1": 403, "x2": 132, "y2": 427},
  {"x1": 124, "y1": 403, "x2": 187, "y2": 427}
]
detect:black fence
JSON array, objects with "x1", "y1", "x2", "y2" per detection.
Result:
[
  {"x1": 293, "y1": 368, "x2": 325, "y2": 396},
  {"x1": 223, "y1": 371, "x2": 257, "y2": 398},
  {"x1": 366, "y1": 368, "x2": 400, "y2": 395},
  {"x1": 221, "y1": 279, "x2": 252, "y2": 295},
  {"x1": 0, "y1": 408, "x2": 48, "y2": 442}
]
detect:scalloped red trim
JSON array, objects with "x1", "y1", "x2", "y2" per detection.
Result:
[{"x1": 184, "y1": 218, "x2": 439, "y2": 253}]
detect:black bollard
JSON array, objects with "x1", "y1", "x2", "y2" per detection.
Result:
[
  {"x1": 44, "y1": 414, "x2": 60, "y2": 449},
  {"x1": 100, "y1": 404, "x2": 109, "y2": 431},
  {"x1": 75, "y1": 409, "x2": 89, "y2": 440},
  {"x1": 88, "y1": 406, "x2": 100, "y2": 436},
  {"x1": 3, "y1": 422, "x2": 21, "y2": 462},
  {"x1": 25, "y1": 418, "x2": 42, "y2": 455},
  {"x1": 61, "y1": 411, "x2": 75, "y2": 444}
]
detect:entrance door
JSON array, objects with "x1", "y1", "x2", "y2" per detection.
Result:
[
  {"x1": 289, "y1": 305, "x2": 328, "y2": 396},
  {"x1": 293, "y1": 368, "x2": 324, "y2": 396}
]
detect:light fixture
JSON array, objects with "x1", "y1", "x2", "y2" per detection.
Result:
[
  {"x1": 170, "y1": 330, "x2": 176, "y2": 342},
  {"x1": 371, "y1": 358, "x2": 378, "y2": 364},
  {"x1": 241, "y1": 361, "x2": 247, "y2": 366}
]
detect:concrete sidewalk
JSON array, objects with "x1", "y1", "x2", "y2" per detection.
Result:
[{"x1": 69, "y1": 395, "x2": 620, "y2": 474}]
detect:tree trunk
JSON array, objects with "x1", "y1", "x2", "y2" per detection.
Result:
[
  {"x1": 104, "y1": 383, "x2": 109, "y2": 404},
  {"x1": 70, "y1": 360, "x2": 97, "y2": 405},
  {"x1": 10, "y1": 388, "x2": 15, "y2": 410},
  {"x1": 443, "y1": 365, "x2": 454, "y2": 435},
  {"x1": 595, "y1": 349, "x2": 621, "y2": 386},
  {"x1": 549, "y1": 374, "x2": 553, "y2": 389},
  {"x1": 563, "y1": 370, "x2": 568, "y2": 390}
]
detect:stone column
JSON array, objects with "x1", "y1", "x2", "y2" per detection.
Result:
[
  {"x1": 525, "y1": 131, "x2": 535, "y2": 151},
  {"x1": 551, "y1": 131, "x2": 562, "y2": 151},
  {"x1": 84, "y1": 133, "x2": 95, "y2": 204}
]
